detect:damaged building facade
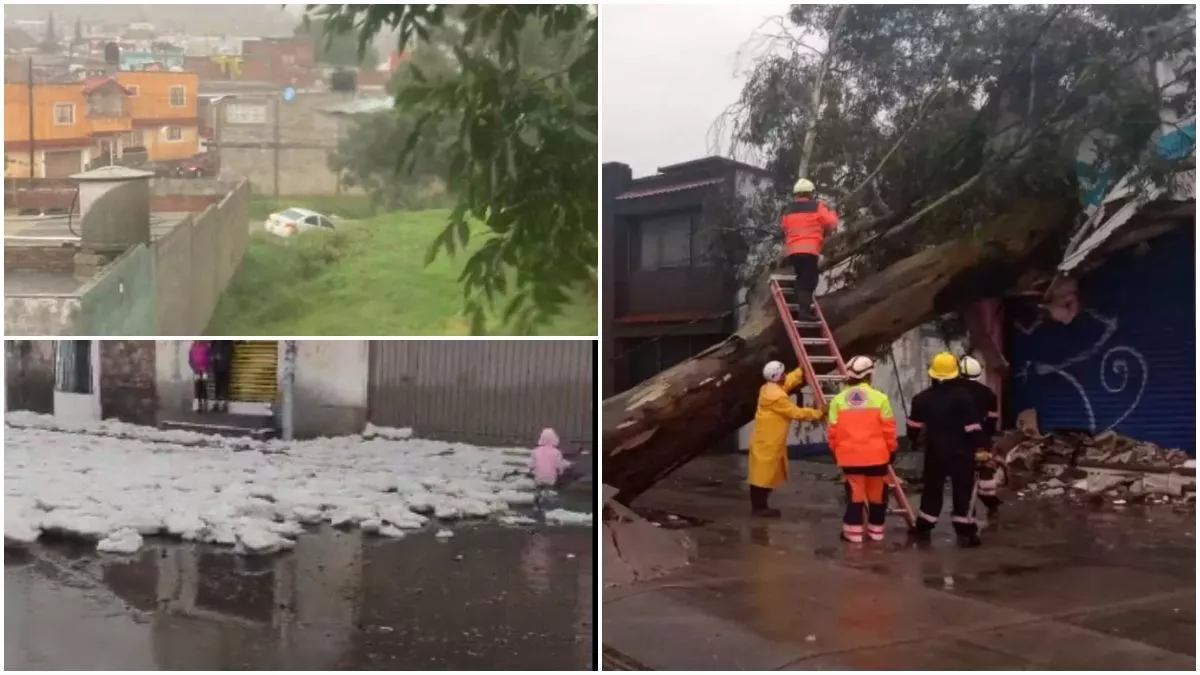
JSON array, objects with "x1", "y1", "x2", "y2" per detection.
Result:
[{"x1": 5, "y1": 340, "x2": 597, "y2": 453}]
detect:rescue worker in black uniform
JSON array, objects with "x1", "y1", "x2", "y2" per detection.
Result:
[
  {"x1": 906, "y1": 352, "x2": 987, "y2": 548},
  {"x1": 958, "y1": 355, "x2": 1002, "y2": 519}
]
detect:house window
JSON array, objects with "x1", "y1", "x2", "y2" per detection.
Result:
[
  {"x1": 53, "y1": 103, "x2": 75, "y2": 125},
  {"x1": 169, "y1": 85, "x2": 186, "y2": 107},
  {"x1": 126, "y1": 85, "x2": 139, "y2": 97},
  {"x1": 639, "y1": 212, "x2": 709, "y2": 270},
  {"x1": 87, "y1": 94, "x2": 123, "y2": 117},
  {"x1": 165, "y1": 126, "x2": 183, "y2": 141},
  {"x1": 225, "y1": 102, "x2": 267, "y2": 125}
]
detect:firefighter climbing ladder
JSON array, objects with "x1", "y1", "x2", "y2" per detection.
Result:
[{"x1": 768, "y1": 274, "x2": 917, "y2": 527}]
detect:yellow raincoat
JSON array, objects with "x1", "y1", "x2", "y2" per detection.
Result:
[{"x1": 748, "y1": 368, "x2": 823, "y2": 488}]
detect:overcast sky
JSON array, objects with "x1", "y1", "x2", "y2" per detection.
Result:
[{"x1": 601, "y1": 4, "x2": 785, "y2": 177}]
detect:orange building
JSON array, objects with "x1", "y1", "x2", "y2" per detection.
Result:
[{"x1": 4, "y1": 71, "x2": 200, "y2": 178}]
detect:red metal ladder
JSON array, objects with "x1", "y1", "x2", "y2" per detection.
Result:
[{"x1": 768, "y1": 274, "x2": 917, "y2": 527}]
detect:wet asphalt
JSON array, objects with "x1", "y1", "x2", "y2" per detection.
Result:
[
  {"x1": 6, "y1": 495, "x2": 594, "y2": 671},
  {"x1": 604, "y1": 456, "x2": 1195, "y2": 670}
]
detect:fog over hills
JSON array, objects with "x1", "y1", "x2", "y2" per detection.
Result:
[{"x1": 4, "y1": 4, "x2": 303, "y2": 37}]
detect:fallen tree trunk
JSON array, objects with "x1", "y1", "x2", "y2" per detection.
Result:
[{"x1": 604, "y1": 198, "x2": 1078, "y2": 503}]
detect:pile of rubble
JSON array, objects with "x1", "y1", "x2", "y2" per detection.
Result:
[{"x1": 1000, "y1": 412, "x2": 1195, "y2": 507}]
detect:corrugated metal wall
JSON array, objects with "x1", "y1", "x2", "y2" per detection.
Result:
[
  {"x1": 1007, "y1": 225, "x2": 1195, "y2": 454},
  {"x1": 368, "y1": 340, "x2": 595, "y2": 451}
]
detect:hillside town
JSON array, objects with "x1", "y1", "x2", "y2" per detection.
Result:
[{"x1": 4, "y1": 8, "x2": 396, "y2": 183}]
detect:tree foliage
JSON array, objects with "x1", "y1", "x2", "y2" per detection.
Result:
[
  {"x1": 714, "y1": 4, "x2": 1195, "y2": 287},
  {"x1": 308, "y1": 4, "x2": 598, "y2": 334}
]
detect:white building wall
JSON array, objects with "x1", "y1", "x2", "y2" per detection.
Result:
[
  {"x1": 155, "y1": 339, "x2": 193, "y2": 417},
  {"x1": 292, "y1": 340, "x2": 369, "y2": 438}
]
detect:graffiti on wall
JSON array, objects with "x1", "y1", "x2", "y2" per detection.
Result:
[{"x1": 1013, "y1": 308, "x2": 1148, "y2": 434}]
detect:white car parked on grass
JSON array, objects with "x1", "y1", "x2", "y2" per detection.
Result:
[{"x1": 264, "y1": 207, "x2": 336, "y2": 237}]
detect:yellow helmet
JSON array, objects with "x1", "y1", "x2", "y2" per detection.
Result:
[
  {"x1": 928, "y1": 352, "x2": 960, "y2": 381},
  {"x1": 793, "y1": 178, "x2": 815, "y2": 194}
]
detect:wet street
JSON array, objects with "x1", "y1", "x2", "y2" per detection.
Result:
[
  {"x1": 604, "y1": 456, "x2": 1195, "y2": 670},
  {"x1": 7, "y1": 522, "x2": 593, "y2": 670}
]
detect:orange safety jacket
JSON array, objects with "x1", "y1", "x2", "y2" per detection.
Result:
[
  {"x1": 827, "y1": 383, "x2": 898, "y2": 467},
  {"x1": 780, "y1": 197, "x2": 839, "y2": 256}
]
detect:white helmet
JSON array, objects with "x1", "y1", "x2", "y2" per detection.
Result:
[
  {"x1": 762, "y1": 360, "x2": 786, "y2": 382},
  {"x1": 959, "y1": 355, "x2": 984, "y2": 380},
  {"x1": 846, "y1": 355, "x2": 874, "y2": 380},
  {"x1": 793, "y1": 178, "x2": 815, "y2": 194}
]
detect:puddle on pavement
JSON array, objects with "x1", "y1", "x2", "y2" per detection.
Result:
[{"x1": 6, "y1": 523, "x2": 594, "y2": 670}]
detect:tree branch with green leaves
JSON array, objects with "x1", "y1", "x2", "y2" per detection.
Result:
[{"x1": 307, "y1": 4, "x2": 597, "y2": 334}]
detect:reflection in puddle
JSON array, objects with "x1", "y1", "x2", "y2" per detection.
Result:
[{"x1": 6, "y1": 524, "x2": 593, "y2": 670}]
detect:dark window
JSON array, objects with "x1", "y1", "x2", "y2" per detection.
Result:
[
  {"x1": 620, "y1": 334, "x2": 725, "y2": 389},
  {"x1": 640, "y1": 214, "x2": 687, "y2": 270},
  {"x1": 54, "y1": 340, "x2": 92, "y2": 394}
]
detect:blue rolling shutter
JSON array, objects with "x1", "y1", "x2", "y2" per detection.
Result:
[{"x1": 1006, "y1": 225, "x2": 1195, "y2": 455}]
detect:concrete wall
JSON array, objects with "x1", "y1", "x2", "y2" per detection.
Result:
[
  {"x1": 219, "y1": 146, "x2": 343, "y2": 197},
  {"x1": 294, "y1": 340, "x2": 369, "y2": 439},
  {"x1": 4, "y1": 297, "x2": 82, "y2": 335},
  {"x1": 150, "y1": 178, "x2": 240, "y2": 213},
  {"x1": 77, "y1": 244, "x2": 156, "y2": 336},
  {"x1": 5, "y1": 339, "x2": 55, "y2": 413},
  {"x1": 152, "y1": 180, "x2": 251, "y2": 335},
  {"x1": 215, "y1": 91, "x2": 380, "y2": 196},
  {"x1": 98, "y1": 341, "x2": 158, "y2": 425},
  {"x1": 155, "y1": 340, "x2": 194, "y2": 420},
  {"x1": 4, "y1": 245, "x2": 76, "y2": 274},
  {"x1": 5, "y1": 177, "x2": 242, "y2": 214}
]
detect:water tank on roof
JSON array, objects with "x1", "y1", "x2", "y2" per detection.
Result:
[{"x1": 69, "y1": 166, "x2": 154, "y2": 252}]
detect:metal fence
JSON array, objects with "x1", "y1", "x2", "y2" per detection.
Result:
[{"x1": 368, "y1": 340, "x2": 595, "y2": 452}]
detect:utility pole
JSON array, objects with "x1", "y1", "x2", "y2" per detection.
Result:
[
  {"x1": 272, "y1": 96, "x2": 280, "y2": 199},
  {"x1": 27, "y1": 57, "x2": 35, "y2": 179},
  {"x1": 281, "y1": 340, "x2": 296, "y2": 441}
]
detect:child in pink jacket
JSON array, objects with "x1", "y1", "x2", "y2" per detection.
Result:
[{"x1": 530, "y1": 427, "x2": 569, "y2": 510}]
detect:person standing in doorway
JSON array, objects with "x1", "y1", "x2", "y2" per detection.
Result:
[
  {"x1": 209, "y1": 340, "x2": 234, "y2": 413},
  {"x1": 780, "y1": 178, "x2": 839, "y2": 320},
  {"x1": 188, "y1": 340, "x2": 211, "y2": 413}
]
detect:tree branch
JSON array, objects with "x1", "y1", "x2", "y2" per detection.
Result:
[{"x1": 795, "y1": 5, "x2": 849, "y2": 179}]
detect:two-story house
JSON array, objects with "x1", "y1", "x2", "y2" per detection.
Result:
[
  {"x1": 602, "y1": 156, "x2": 772, "y2": 397},
  {"x1": 115, "y1": 71, "x2": 201, "y2": 163},
  {"x1": 4, "y1": 70, "x2": 200, "y2": 177}
]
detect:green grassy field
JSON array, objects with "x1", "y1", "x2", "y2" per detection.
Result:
[{"x1": 207, "y1": 209, "x2": 596, "y2": 336}]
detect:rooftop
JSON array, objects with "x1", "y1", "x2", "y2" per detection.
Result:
[{"x1": 4, "y1": 211, "x2": 191, "y2": 297}]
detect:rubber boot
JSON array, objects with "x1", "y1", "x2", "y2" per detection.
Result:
[
  {"x1": 953, "y1": 521, "x2": 982, "y2": 548},
  {"x1": 794, "y1": 288, "x2": 817, "y2": 321},
  {"x1": 909, "y1": 518, "x2": 934, "y2": 544},
  {"x1": 750, "y1": 486, "x2": 781, "y2": 518},
  {"x1": 980, "y1": 495, "x2": 1001, "y2": 521}
]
